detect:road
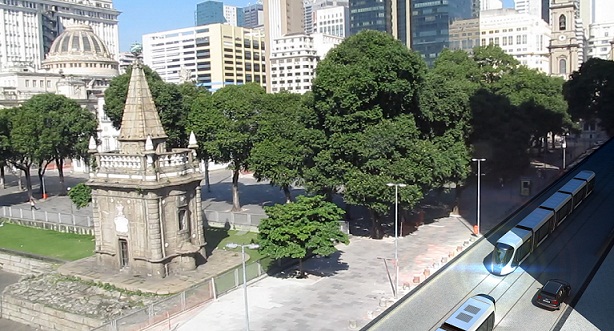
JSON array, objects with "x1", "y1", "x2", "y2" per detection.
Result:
[{"x1": 366, "y1": 140, "x2": 614, "y2": 331}]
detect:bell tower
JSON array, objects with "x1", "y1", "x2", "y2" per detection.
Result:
[
  {"x1": 87, "y1": 44, "x2": 206, "y2": 278},
  {"x1": 549, "y1": 0, "x2": 583, "y2": 79}
]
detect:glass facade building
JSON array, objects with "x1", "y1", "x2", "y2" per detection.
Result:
[
  {"x1": 349, "y1": 0, "x2": 391, "y2": 36},
  {"x1": 410, "y1": 0, "x2": 474, "y2": 66}
]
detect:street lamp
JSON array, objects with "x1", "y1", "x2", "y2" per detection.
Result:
[
  {"x1": 386, "y1": 182, "x2": 406, "y2": 299},
  {"x1": 471, "y1": 159, "x2": 486, "y2": 235},
  {"x1": 226, "y1": 242, "x2": 260, "y2": 331},
  {"x1": 562, "y1": 135, "x2": 567, "y2": 170}
]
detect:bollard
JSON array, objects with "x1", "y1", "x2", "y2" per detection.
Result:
[{"x1": 349, "y1": 320, "x2": 357, "y2": 329}]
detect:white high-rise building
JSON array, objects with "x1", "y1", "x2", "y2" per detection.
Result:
[
  {"x1": 481, "y1": 8, "x2": 552, "y2": 72},
  {"x1": 481, "y1": 0, "x2": 503, "y2": 11},
  {"x1": 592, "y1": 0, "x2": 614, "y2": 24},
  {"x1": 303, "y1": 0, "x2": 348, "y2": 34},
  {"x1": 313, "y1": 5, "x2": 349, "y2": 38},
  {"x1": 587, "y1": 23, "x2": 614, "y2": 59},
  {"x1": 0, "y1": 0, "x2": 120, "y2": 71},
  {"x1": 269, "y1": 33, "x2": 342, "y2": 94},
  {"x1": 515, "y1": 0, "x2": 550, "y2": 23}
]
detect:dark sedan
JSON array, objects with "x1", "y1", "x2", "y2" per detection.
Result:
[{"x1": 536, "y1": 279, "x2": 571, "y2": 310}]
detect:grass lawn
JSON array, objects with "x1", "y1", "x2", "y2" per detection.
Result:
[
  {"x1": 205, "y1": 227, "x2": 264, "y2": 261},
  {"x1": 0, "y1": 222, "x2": 94, "y2": 261}
]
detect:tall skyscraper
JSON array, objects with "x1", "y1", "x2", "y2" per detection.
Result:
[
  {"x1": 348, "y1": 0, "x2": 410, "y2": 46},
  {"x1": 515, "y1": 0, "x2": 551, "y2": 23},
  {"x1": 263, "y1": 0, "x2": 304, "y2": 92},
  {"x1": 243, "y1": 3, "x2": 264, "y2": 28},
  {"x1": 195, "y1": 1, "x2": 245, "y2": 27},
  {"x1": 481, "y1": 0, "x2": 503, "y2": 11},
  {"x1": 410, "y1": 0, "x2": 473, "y2": 66},
  {"x1": 0, "y1": 0, "x2": 119, "y2": 70}
]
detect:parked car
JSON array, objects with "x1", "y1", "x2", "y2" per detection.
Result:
[{"x1": 536, "y1": 279, "x2": 571, "y2": 310}]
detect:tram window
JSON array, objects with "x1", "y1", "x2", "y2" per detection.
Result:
[
  {"x1": 513, "y1": 238, "x2": 532, "y2": 266},
  {"x1": 493, "y1": 244, "x2": 513, "y2": 265}
]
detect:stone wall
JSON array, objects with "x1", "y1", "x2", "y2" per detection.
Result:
[
  {"x1": 1, "y1": 294, "x2": 103, "y2": 331},
  {"x1": 0, "y1": 249, "x2": 60, "y2": 275}
]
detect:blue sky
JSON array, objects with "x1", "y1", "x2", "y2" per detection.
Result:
[{"x1": 114, "y1": 0, "x2": 517, "y2": 52}]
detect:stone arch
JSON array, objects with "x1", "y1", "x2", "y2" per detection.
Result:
[
  {"x1": 559, "y1": 58, "x2": 567, "y2": 75},
  {"x1": 559, "y1": 14, "x2": 567, "y2": 31}
]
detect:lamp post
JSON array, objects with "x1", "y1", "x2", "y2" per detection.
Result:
[
  {"x1": 387, "y1": 183, "x2": 406, "y2": 299},
  {"x1": 67, "y1": 187, "x2": 73, "y2": 215},
  {"x1": 226, "y1": 242, "x2": 260, "y2": 331},
  {"x1": 471, "y1": 159, "x2": 486, "y2": 235},
  {"x1": 562, "y1": 135, "x2": 567, "y2": 170}
]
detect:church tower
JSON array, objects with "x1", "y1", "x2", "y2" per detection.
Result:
[
  {"x1": 549, "y1": 0, "x2": 583, "y2": 78},
  {"x1": 87, "y1": 45, "x2": 205, "y2": 278}
]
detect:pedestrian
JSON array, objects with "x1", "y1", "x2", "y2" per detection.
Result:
[{"x1": 29, "y1": 197, "x2": 38, "y2": 211}]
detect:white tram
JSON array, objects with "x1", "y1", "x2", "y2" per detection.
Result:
[
  {"x1": 437, "y1": 294, "x2": 496, "y2": 331},
  {"x1": 491, "y1": 170, "x2": 595, "y2": 276}
]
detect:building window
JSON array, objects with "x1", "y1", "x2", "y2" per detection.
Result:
[
  {"x1": 118, "y1": 239, "x2": 129, "y2": 268},
  {"x1": 178, "y1": 208, "x2": 188, "y2": 232},
  {"x1": 559, "y1": 59, "x2": 567, "y2": 74},
  {"x1": 559, "y1": 14, "x2": 567, "y2": 31}
]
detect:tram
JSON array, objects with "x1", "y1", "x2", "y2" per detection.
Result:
[
  {"x1": 437, "y1": 294, "x2": 496, "y2": 331},
  {"x1": 491, "y1": 170, "x2": 595, "y2": 276}
]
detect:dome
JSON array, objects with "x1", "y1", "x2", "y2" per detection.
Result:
[
  {"x1": 42, "y1": 24, "x2": 118, "y2": 78},
  {"x1": 49, "y1": 24, "x2": 111, "y2": 58}
]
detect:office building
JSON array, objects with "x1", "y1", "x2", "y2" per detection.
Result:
[
  {"x1": 195, "y1": 1, "x2": 245, "y2": 27},
  {"x1": 0, "y1": 0, "x2": 119, "y2": 70},
  {"x1": 481, "y1": 0, "x2": 503, "y2": 11},
  {"x1": 243, "y1": 3, "x2": 264, "y2": 28},
  {"x1": 480, "y1": 9, "x2": 551, "y2": 72},
  {"x1": 142, "y1": 24, "x2": 266, "y2": 91},
  {"x1": 348, "y1": 0, "x2": 390, "y2": 37},
  {"x1": 314, "y1": 5, "x2": 349, "y2": 38},
  {"x1": 269, "y1": 33, "x2": 342, "y2": 94},
  {"x1": 587, "y1": 22, "x2": 614, "y2": 59},
  {"x1": 515, "y1": 0, "x2": 550, "y2": 23},
  {"x1": 263, "y1": 0, "x2": 304, "y2": 92},
  {"x1": 304, "y1": 0, "x2": 348, "y2": 34},
  {"x1": 411, "y1": 0, "x2": 474, "y2": 66}
]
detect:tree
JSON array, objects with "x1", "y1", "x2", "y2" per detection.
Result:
[
  {"x1": 104, "y1": 65, "x2": 189, "y2": 148},
  {"x1": 250, "y1": 92, "x2": 309, "y2": 202},
  {"x1": 258, "y1": 195, "x2": 349, "y2": 278},
  {"x1": 22, "y1": 94, "x2": 97, "y2": 194},
  {"x1": 306, "y1": 30, "x2": 470, "y2": 238},
  {"x1": 67, "y1": 183, "x2": 92, "y2": 209},
  {"x1": 187, "y1": 89, "x2": 217, "y2": 192},
  {"x1": 2, "y1": 106, "x2": 39, "y2": 198},
  {"x1": 192, "y1": 83, "x2": 265, "y2": 211},
  {"x1": 564, "y1": 58, "x2": 614, "y2": 135}
]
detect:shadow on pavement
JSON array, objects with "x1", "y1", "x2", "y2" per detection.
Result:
[{"x1": 274, "y1": 250, "x2": 349, "y2": 279}]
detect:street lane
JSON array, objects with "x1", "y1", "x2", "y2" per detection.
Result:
[{"x1": 366, "y1": 141, "x2": 614, "y2": 331}]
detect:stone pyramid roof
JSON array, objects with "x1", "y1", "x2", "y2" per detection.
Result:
[{"x1": 118, "y1": 61, "x2": 167, "y2": 141}]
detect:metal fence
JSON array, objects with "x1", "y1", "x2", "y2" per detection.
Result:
[
  {"x1": 92, "y1": 256, "x2": 285, "y2": 331},
  {"x1": 0, "y1": 206, "x2": 93, "y2": 235}
]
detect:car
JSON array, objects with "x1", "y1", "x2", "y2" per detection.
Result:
[{"x1": 536, "y1": 279, "x2": 571, "y2": 310}]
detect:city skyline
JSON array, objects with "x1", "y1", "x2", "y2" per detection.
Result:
[{"x1": 114, "y1": 0, "x2": 516, "y2": 52}]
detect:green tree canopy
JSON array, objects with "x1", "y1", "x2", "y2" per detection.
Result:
[
  {"x1": 306, "y1": 30, "x2": 470, "y2": 238},
  {"x1": 189, "y1": 83, "x2": 265, "y2": 211},
  {"x1": 249, "y1": 91, "x2": 309, "y2": 202},
  {"x1": 564, "y1": 58, "x2": 614, "y2": 135},
  {"x1": 104, "y1": 64, "x2": 189, "y2": 148},
  {"x1": 258, "y1": 195, "x2": 349, "y2": 277}
]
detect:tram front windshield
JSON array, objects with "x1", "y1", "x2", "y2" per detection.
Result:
[{"x1": 493, "y1": 243, "x2": 514, "y2": 266}]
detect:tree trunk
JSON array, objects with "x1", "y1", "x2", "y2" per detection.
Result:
[
  {"x1": 298, "y1": 258, "x2": 305, "y2": 278},
  {"x1": 204, "y1": 160, "x2": 211, "y2": 193},
  {"x1": 17, "y1": 168, "x2": 23, "y2": 191},
  {"x1": 370, "y1": 209, "x2": 385, "y2": 239},
  {"x1": 24, "y1": 168, "x2": 33, "y2": 200},
  {"x1": 0, "y1": 165, "x2": 5, "y2": 189},
  {"x1": 56, "y1": 159, "x2": 66, "y2": 194},
  {"x1": 344, "y1": 204, "x2": 351, "y2": 222},
  {"x1": 231, "y1": 169, "x2": 241, "y2": 212},
  {"x1": 37, "y1": 162, "x2": 45, "y2": 196},
  {"x1": 282, "y1": 184, "x2": 292, "y2": 203}
]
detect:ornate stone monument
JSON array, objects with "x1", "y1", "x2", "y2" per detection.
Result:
[{"x1": 87, "y1": 47, "x2": 205, "y2": 278}]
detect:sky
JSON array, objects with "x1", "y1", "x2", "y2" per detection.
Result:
[{"x1": 114, "y1": 0, "x2": 517, "y2": 53}]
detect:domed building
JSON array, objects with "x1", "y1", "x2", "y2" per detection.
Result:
[
  {"x1": 42, "y1": 24, "x2": 119, "y2": 97},
  {"x1": 0, "y1": 23, "x2": 121, "y2": 172}
]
